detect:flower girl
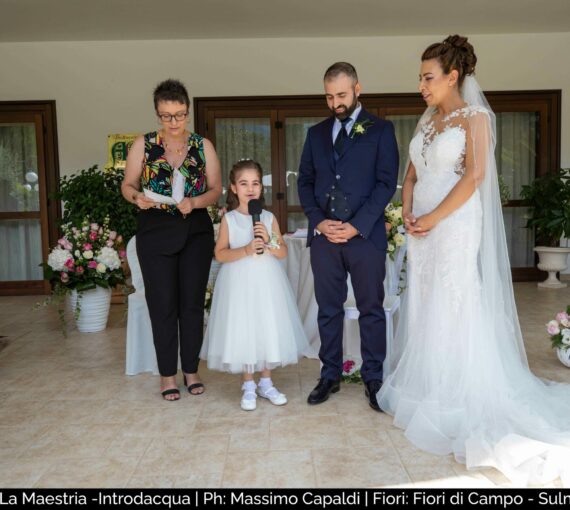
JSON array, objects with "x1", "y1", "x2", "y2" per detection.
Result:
[{"x1": 201, "y1": 159, "x2": 312, "y2": 410}]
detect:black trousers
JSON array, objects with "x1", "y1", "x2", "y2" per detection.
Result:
[{"x1": 136, "y1": 208, "x2": 214, "y2": 377}]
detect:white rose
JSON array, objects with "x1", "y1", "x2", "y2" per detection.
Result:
[
  {"x1": 394, "y1": 233, "x2": 405, "y2": 247},
  {"x1": 83, "y1": 250, "x2": 94, "y2": 260},
  {"x1": 47, "y1": 248, "x2": 72, "y2": 272},
  {"x1": 387, "y1": 243, "x2": 395, "y2": 252},
  {"x1": 96, "y1": 262, "x2": 107, "y2": 273},
  {"x1": 562, "y1": 318, "x2": 570, "y2": 328},
  {"x1": 74, "y1": 250, "x2": 80, "y2": 257}
]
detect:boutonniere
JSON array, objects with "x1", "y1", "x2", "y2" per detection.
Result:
[{"x1": 350, "y1": 119, "x2": 374, "y2": 138}]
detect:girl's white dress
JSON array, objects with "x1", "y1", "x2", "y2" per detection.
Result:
[{"x1": 201, "y1": 209, "x2": 311, "y2": 373}]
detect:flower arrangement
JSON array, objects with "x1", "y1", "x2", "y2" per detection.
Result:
[
  {"x1": 39, "y1": 217, "x2": 126, "y2": 330},
  {"x1": 207, "y1": 204, "x2": 225, "y2": 225},
  {"x1": 341, "y1": 359, "x2": 363, "y2": 384},
  {"x1": 204, "y1": 284, "x2": 214, "y2": 315},
  {"x1": 384, "y1": 201, "x2": 406, "y2": 260},
  {"x1": 546, "y1": 307, "x2": 570, "y2": 351}
]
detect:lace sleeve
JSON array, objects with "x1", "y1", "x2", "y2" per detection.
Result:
[{"x1": 465, "y1": 109, "x2": 492, "y2": 187}]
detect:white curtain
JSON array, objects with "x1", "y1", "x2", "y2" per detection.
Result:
[{"x1": 214, "y1": 118, "x2": 272, "y2": 204}]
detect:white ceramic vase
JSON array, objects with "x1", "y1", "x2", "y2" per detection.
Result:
[
  {"x1": 534, "y1": 246, "x2": 570, "y2": 289},
  {"x1": 68, "y1": 286, "x2": 112, "y2": 333},
  {"x1": 557, "y1": 347, "x2": 570, "y2": 368}
]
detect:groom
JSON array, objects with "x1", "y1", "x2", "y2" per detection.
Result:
[{"x1": 297, "y1": 62, "x2": 398, "y2": 411}]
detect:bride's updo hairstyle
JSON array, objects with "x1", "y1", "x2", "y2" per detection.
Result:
[{"x1": 422, "y1": 35, "x2": 477, "y2": 88}]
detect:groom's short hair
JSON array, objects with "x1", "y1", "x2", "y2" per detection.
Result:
[{"x1": 324, "y1": 62, "x2": 358, "y2": 83}]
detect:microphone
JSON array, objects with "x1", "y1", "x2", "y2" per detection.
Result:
[{"x1": 247, "y1": 199, "x2": 264, "y2": 255}]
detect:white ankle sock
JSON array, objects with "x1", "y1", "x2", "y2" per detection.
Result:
[
  {"x1": 259, "y1": 377, "x2": 272, "y2": 388},
  {"x1": 242, "y1": 380, "x2": 257, "y2": 400}
]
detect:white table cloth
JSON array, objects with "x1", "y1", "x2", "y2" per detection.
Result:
[{"x1": 281, "y1": 235, "x2": 404, "y2": 364}]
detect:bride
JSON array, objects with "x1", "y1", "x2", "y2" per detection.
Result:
[{"x1": 377, "y1": 34, "x2": 570, "y2": 486}]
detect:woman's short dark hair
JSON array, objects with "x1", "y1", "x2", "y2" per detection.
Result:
[
  {"x1": 153, "y1": 79, "x2": 190, "y2": 110},
  {"x1": 422, "y1": 35, "x2": 477, "y2": 88},
  {"x1": 226, "y1": 159, "x2": 266, "y2": 212}
]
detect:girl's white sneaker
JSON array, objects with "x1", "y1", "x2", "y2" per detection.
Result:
[
  {"x1": 257, "y1": 385, "x2": 287, "y2": 406},
  {"x1": 240, "y1": 383, "x2": 257, "y2": 411}
]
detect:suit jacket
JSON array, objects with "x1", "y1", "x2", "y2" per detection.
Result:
[{"x1": 297, "y1": 108, "x2": 399, "y2": 250}]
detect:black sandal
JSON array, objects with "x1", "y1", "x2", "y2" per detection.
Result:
[
  {"x1": 184, "y1": 374, "x2": 205, "y2": 395},
  {"x1": 187, "y1": 382, "x2": 205, "y2": 395},
  {"x1": 161, "y1": 388, "x2": 180, "y2": 401}
]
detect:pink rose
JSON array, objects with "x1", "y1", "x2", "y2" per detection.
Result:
[
  {"x1": 343, "y1": 360, "x2": 355, "y2": 373},
  {"x1": 64, "y1": 258, "x2": 75, "y2": 269},
  {"x1": 60, "y1": 273, "x2": 69, "y2": 283},
  {"x1": 89, "y1": 231, "x2": 97, "y2": 241},
  {"x1": 109, "y1": 231, "x2": 117, "y2": 240},
  {"x1": 88, "y1": 261, "x2": 98, "y2": 269},
  {"x1": 547, "y1": 320, "x2": 560, "y2": 336},
  {"x1": 63, "y1": 240, "x2": 73, "y2": 251},
  {"x1": 119, "y1": 250, "x2": 126, "y2": 259},
  {"x1": 90, "y1": 223, "x2": 98, "y2": 231},
  {"x1": 57, "y1": 238, "x2": 66, "y2": 246},
  {"x1": 83, "y1": 243, "x2": 92, "y2": 251},
  {"x1": 106, "y1": 240, "x2": 114, "y2": 247},
  {"x1": 556, "y1": 312, "x2": 569, "y2": 323},
  {"x1": 76, "y1": 266, "x2": 84, "y2": 274}
]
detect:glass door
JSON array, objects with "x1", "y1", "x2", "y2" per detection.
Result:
[
  {"x1": 277, "y1": 109, "x2": 328, "y2": 233},
  {"x1": 206, "y1": 109, "x2": 276, "y2": 212},
  {"x1": 0, "y1": 112, "x2": 51, "y2": 294}
]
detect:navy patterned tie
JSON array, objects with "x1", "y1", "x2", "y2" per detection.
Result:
[{"x1": 334, "y1": 118, "x2": 351, "y2": 155}]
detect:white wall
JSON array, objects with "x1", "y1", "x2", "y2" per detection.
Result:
[{"x1": 0, "y1": 32, "x2": 568, "y2": 175}]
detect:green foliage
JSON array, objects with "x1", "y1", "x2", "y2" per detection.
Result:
[
  {"x1": 520, "y1": 169, "x2": 570, "y2": 247},
  {"x1": 497, "y1": 174, "x2": 511, "y2": 206},
  {"x1": 55, "y1": 165, "x2": 138, "y2": 242}
]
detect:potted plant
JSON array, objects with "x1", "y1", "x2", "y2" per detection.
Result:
[
  {"x1": 520, "y1": 169, "x2": 570, "y2": 288},
  {"x1": 55, "y1": 165, "x2": 138, "y2": 301},
  {"x1": 546, "y1": 307, "x2": 570, "y2": 367},
  {"x1": 41, "y1": 217, "x2": 126, "y2": 334},
  {"x1": 56, "y1": 165, "x2": 138, "y2": 243}
]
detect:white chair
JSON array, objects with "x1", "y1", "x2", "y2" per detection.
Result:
[
  {"x1": 343, "y1": 289, "x2": 401, "y2": 371},
  {"x1": 125, "y1": 236, "x2": 159, "y2": 375}
]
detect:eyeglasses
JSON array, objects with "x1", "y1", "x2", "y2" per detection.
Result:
[{"x1": 157, "y1": 112, "x2": 188, "y2": 123}]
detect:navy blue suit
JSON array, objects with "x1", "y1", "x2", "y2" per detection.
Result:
[{"x1": 297, "y1": 109, "x2": 399, "y2": 382}]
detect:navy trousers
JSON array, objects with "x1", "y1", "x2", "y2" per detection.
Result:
[{"x1": 310, "y1": 234, "x2": 386, "y2": 383}]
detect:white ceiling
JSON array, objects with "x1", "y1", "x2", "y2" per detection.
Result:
[{"x1": 2, "y1": 0, "x2": 569, "y2": 42}]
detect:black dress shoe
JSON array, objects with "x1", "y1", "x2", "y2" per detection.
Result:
[
  {"x1": 364, "y1": 379, "x2": 383, "y2": 412},
  {"x1": 307, "y1": 378, "x2": 340, "y2": 405}
]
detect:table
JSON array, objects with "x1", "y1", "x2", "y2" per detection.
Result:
[{"x1": 282, "y1": 235, "x2": 405, "y2": 363}]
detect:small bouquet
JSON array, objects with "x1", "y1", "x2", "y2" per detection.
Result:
[
  {"x1": 341, "y1": 359, "x2": 363, "y2": 384},
  {"x1": 546, "y1": 307, "x2": 570, "y2": 351},
  {"x1": 265, "y1": 232, "x2": 281, "y2": 250},
  {"x1": 384, "y1": 201, "x2": 405, "y2": 260}
]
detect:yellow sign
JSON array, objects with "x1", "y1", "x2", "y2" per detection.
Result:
[{"x1": 107, "y1": 133, "x2": 139, "y2": 170}]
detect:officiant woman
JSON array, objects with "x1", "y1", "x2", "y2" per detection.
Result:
[{"x1": 121, "y1": 79, "x2": 222, "y2": 401}]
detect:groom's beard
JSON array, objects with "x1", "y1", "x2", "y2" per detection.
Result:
[{"x1": 330, "y1": 94, "x2": 359, "y2": 121}]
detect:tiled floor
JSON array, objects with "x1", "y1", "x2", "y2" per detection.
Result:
[{"x1": 0, "y1": 282, "x2": 569, "y2": 488}]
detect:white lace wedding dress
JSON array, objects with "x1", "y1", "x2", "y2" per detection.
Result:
[{"x1": 377, "y1": 103, "x2": 570, "y2": 487}]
